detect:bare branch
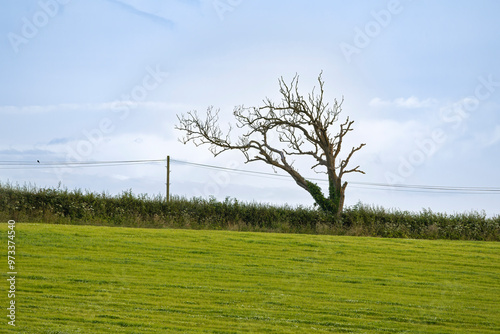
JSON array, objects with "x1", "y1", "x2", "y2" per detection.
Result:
[
  {"x1": 176, "y1": 72, "x2": 365, "y2": 216},
  {"x1": 340, "y1": 143, "x2": 366, "y2": 177}
]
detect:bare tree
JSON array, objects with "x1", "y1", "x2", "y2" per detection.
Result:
[{"x1": 176, "y1": 72, "x2": 365, "y2": 217}]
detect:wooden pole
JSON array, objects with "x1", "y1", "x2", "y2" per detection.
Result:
[{"x1": 166, "y1": 156, "x2": 170, "y2": 203}]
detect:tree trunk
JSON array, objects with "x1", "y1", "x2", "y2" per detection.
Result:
[
  {"x1": 337, "y1": 186, "x2": 346, "y2": 218},
  {"x1": 328, "y1": 177, "x2": 344, "y2": 218},
  {"x1": 306, "y1": 176, "x2": 345, "y2": 218}
]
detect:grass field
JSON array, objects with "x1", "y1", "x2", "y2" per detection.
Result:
[{"x1": 1, "y1": 223, "x2": 499, "y2": 333}]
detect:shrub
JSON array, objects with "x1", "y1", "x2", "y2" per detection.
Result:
[{"x1": 0, "y1": 182, "x2": 498, "y2": 240}]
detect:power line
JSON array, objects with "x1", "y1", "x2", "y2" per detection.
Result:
[
  {"x1": 1, "y1": 158, "x2": 499, "y2": 194},
  {"x1": 0, "y1": 159, "x2": 164, "y2": 169},
  {"x1": 170, "y1": 159, "x2": 500, "y2": 194},
  {"x1": 0, "y1": 159, "x2": 164, "y2": 166},
  {"x1": 170, "y1": 159, "x2": 291, "y2": 179},
  {"x1": 348, "y1": 184, "x2": 499, "y2": 195}
]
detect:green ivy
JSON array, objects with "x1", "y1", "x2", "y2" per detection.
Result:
[{"x1": 306, "y1": 180, "x2": 341, "y2": 215}]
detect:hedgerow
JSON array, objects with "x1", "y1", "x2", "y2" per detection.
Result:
[{"x1": 1, "y1": 182, "x2": 498, "y2": 240}]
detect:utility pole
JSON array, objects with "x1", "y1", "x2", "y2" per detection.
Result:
[{"x1": 166, "y1": 155, "x2": 170, "y2": 203}]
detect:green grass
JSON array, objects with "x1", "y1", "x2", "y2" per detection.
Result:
[{"x1": 1, "y1": 223, "x2": 499, "y2": 333}]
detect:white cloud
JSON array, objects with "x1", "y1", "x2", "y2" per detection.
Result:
[
  {"x1": 0, "y1": 102, "x2": 190, "y2": 114},
  {"x1": 489, "y1": 126, "x2": 500, "y2": 146},
  {"x1": 477, "y1": 125, "x2": 500, "y2": 147},
  {"x1": 107, "y1": 0, "x2": 199, "y2": 25},
  {"x1": 369, "y1": 96, "x2": 438, "y2": 109},
  {"x1": 354, "y1": 118, "x2": 425, "y2": 157}
]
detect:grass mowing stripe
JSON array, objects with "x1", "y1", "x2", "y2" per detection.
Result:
[{"x1": 1, "y1": 223, "x2": 499, "y2": 333}]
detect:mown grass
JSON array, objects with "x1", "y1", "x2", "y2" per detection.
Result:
[
  {"x1": 1, "y1": 223, "x2": 499, "y2": 333},
  {"x1": 0, "y1": 182, "x2": 499, "y2": 240}
]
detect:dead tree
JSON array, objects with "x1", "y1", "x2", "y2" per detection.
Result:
[{"x1": 176, "y1": 72, "x2": 365, "y2": 217}]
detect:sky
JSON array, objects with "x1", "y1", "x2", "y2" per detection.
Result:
[{"x1": 1, "y1": 0, "x2": 500, "y2": 216}]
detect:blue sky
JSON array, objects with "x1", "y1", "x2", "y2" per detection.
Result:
[{"x1": 1, "y1": 0, "x2": 499, "y2": 216}]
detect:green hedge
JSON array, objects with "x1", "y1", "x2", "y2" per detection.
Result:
[{"x1": 0, "y1": 182, "x2": 498, "y2": 240}]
